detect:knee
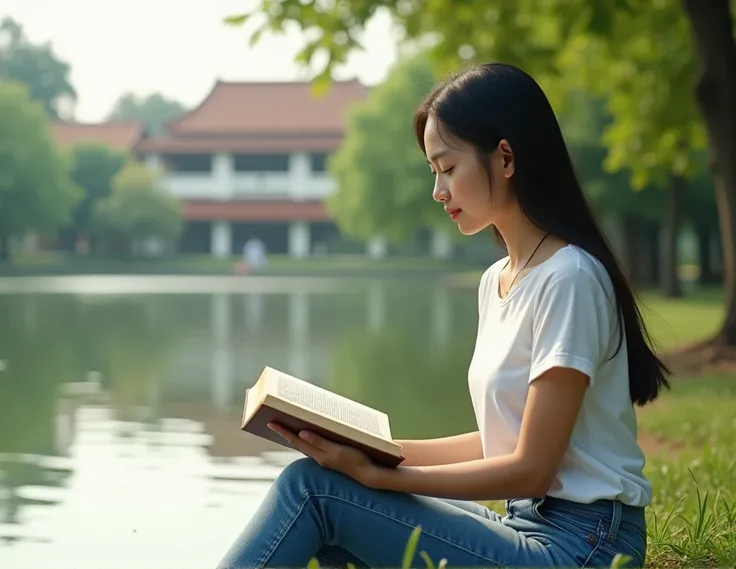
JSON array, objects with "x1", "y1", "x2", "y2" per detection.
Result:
[
  {"x1": 274, "y1": 457, "x2": 350, "y2": 495},
  {"x1": 275, "y1": 457, "x2": 324, "y2": 489}
]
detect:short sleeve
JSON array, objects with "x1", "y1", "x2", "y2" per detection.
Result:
[{"x1": 529, "y1": 268, "x2": 615, "y2": 385}]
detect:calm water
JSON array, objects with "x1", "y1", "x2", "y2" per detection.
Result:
[{"x1": 0, "y1": 275, "x2": 480, "y2": 568}]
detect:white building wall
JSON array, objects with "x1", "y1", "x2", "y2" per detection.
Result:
[{"x1": 148, "y1": 151, "x2": 335, "y2": 201}]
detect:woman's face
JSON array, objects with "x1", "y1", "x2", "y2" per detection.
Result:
[{"x1": 424, "y1": 115, "x2": 515, "y2": 235}]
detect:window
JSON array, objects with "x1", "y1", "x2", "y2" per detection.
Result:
[
  {"x1": 233, "y1": 154, "x2": 290, "y2": 172},
  {"x1": 311, "y1": 153, "x2": 329, "y2": 172},
  {"x1": 162, "y1": 154, "x2": 212, "y2": 173}
]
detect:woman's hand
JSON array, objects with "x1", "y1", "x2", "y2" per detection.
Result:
[{"x1": 267, "y1": 422, "x2": 381, "y2": 486}]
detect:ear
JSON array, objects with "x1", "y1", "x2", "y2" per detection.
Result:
[{"x1": 498, "y1": 139, "x2": 515, "y2": 178}]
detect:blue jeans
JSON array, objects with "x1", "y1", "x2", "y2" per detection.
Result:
[{"x1": 216, "y1": 458, "x2": 647, "y2": 568}]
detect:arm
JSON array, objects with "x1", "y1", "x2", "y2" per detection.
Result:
[
  {"x1": 367, "y1": 367, "x2": 588, "y2": 500},
  {"x1": 394, "y1": 431, "x2": 483, "y2": 467}
]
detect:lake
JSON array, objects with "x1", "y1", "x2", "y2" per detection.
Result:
[{"x1": 0, "y1": 274, "x2": 481, "y2": 568}]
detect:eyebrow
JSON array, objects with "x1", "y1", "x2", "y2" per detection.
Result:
[{"x1": 426, "y1": 150, "x2": 451, "y2": 164}]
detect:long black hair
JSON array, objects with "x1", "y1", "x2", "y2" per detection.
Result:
[{"x1": 414, "y1": 63, "x2": 670, "y2": 406}]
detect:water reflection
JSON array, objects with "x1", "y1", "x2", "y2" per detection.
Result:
[{"x1": 0, "y1": 275, "x2": 479, "y2": 567}]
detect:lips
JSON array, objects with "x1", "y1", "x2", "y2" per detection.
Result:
[{"x1": 446, "y1": 208, "x2": 461, "y2": 220}]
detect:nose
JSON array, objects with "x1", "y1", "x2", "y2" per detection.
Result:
[{"x1": 432, "y1": 180, "x2": 449, "y2": 203}]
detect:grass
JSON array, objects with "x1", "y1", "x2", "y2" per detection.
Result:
[
  {"x1": 638, "y1": 287, "x2": 724, "y2": 351},
  {"x1": 637, "y1": 375, "x2": 735, "y2": 568}
]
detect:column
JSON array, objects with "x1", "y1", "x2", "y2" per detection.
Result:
[
  {"x1": 211, "y1": 293, "x2": 232, "y2": 411},
  {"x1": 289, "y1": 221, "x2": 311, "y2": 259},
  {"x1": 211, "y1": 221, "x2": 232, "y2": 258},
  {"x1": 289, "y1": 152, "x2": 311, "y2": 200},
  {"x1": 430, "y1": 229, "x2": 454, "y2": 260},
  {"x1": 212, "y1": 153, "x2": 234, "y2": 198},
  {"x1": 366, "y1": 236, "x2": 387, "y2": 259}
]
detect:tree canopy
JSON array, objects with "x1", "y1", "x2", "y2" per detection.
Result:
[
  {"x1": 327, "y1": 57, "x2": 440, "y2": 242},
  {"x1": 93, "y1": 161, "x2": 183, "y2": 256},
  {"x1": 0, "y1": 81, "x2": 82, "y2": 259},
  {"x1": 68, "y1": 144, "x2": 128, "y2": 243},
  {"x1": 0, "y1": 17, "x2": 76, "y2": 119}
]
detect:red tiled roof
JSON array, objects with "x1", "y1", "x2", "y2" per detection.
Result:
[
  {"x1": 183, "y1": 199, "x2": 330, "y2": 222},
  {"x1": 135, "y1": 79, "x2": 368, "y2": 154},
  {"x1": 50, "y1": 121, "x2": 146, "y2": 153},
  {"x1": 166, "y1": 79, "x2": 367, "y2": 136}
]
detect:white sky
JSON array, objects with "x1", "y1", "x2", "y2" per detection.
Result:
[{"x1": 2, "y1": 0, "x2": 398, "y2": 121}]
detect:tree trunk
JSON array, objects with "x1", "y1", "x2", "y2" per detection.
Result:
[
  {"x1": 660, "y1": 177, "x2": 683, "y2": 297},
  {"x1": 684, "y1": 0, "x2": 736, "y2": 344},
  {"x1": 696, "y1": 222, "x2": 720, "y2": 284},
  {"x1": 696, "y1": 223, "x2": 713, "y2": 284}
]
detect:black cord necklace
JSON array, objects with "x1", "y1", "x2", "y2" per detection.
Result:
[{"x1": 500, "y1": 232, "x2": 550, "y2": 297}]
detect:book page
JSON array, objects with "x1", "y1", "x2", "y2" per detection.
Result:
[{"x1": 276, "y1": 373, "x2": 391, "y2": 439}]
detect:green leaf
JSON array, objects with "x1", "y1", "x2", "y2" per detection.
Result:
[{"x1": 222, "y1": 13, "x2": 251, "y2": 26}]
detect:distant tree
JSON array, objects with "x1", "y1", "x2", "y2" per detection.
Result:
[
  {"x1": 0, "y1": 17, "x2": 76, "y2": 119},
  {"x1": 107, "y1": 93, "x2": 186, "y2": 135},
  {"x1": 68, "y1": 144, "x2": 128, "y2": 251},
  {"x1": 93, "y1": 162, "x2": 183, "y2": 258},
  {"x1": 327, "y1": 57, "x2": 442, "y2": 243},
  {"x1": 0, "y1": 82, "x2": 82, "y2": 260}
]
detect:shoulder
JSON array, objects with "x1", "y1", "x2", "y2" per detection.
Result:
[
  {"x1": 478, "y1": 256, "x2": 508, "y2": 295},
  {"x1": 534, "y1": 245, "x2": 614, "y2": 301}
]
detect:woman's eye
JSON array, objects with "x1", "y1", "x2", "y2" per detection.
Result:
[{"x1": 441, "y1": 167, "x2": 454, "y2": 174}]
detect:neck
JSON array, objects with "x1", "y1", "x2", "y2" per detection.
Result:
[{"x1": 495, "y1": 209, "x2": 549, "y2": 270}]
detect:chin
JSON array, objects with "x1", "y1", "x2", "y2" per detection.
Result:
[{"x1": 457, "y1": 220, "x2": 492, "y2": 236}]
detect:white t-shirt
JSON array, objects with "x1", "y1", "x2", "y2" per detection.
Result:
[{"x1": 468, "y1": 244, "x2": 651, "y2": 507}]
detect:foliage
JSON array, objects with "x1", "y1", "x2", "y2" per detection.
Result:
[
  {"x1": 0, "y1": 81, "x2": 82, "y2": 259},
  {"x1": 107, "y1": 92, "x2": 187, "y2": 135},
  {"x1": 327, "y1": 56, "x2": 445, "y2": 242},
  {"x1": 68, "y1": 143, "x2": 128, "y2": 239},
  {"x1": 93, "y1": 161, "x2": 183, "y2": 255},
  {"x1": 558, "y1": 4, "x2": 707, "y2": 190},
  {"x1": 561, "y1": 93, "x2": 665, "y2": 221},
  {"x1": 0, "y1": 17, "x2": 76, "y2": 119},
  {"x1": 225, "y1": 0, "x2": 713, "y2": 194}
]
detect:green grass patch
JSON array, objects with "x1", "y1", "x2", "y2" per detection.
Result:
[
  {"x1": 638, "y1": 376, "x2": 736, "y2": 568},
  {"x1": 638, "y1": 288, "x2": 724, "y2": 350}
]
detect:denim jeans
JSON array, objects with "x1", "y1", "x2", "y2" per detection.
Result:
[{"x1": 216, "y1": 458, "x2": 648, "y2": 569}]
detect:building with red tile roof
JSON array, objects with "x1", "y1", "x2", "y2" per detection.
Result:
[{"x1": 133, "y1": 79, "x2": 393, "y2": 259}]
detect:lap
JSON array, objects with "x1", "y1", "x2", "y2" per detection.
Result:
[{"x1": 282, "y1": 458, "x2": 555, "y2": 568}]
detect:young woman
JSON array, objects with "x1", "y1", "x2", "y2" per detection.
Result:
[{"x1": 216, "y1": 63, "x2": 670, "y2": 569}]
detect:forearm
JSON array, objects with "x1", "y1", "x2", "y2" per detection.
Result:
[
  {"x1": 395, "y1": 431, "x2": 483, "y2": 467},
  {"x1": 367, "y1": 453, "x2": 548, "y2": 501}
]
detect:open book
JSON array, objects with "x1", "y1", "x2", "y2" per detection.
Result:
[{"x1": 241, "y1": 367, "x2": 404, "y2": 468}]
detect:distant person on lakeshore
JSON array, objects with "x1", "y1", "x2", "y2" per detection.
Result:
[
  {"x1": 216, "y1": 63, "x2": 670, "y2": 569},
  {"x1": 238, "y1": 237, "x2": 268, "y2": 275}
]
